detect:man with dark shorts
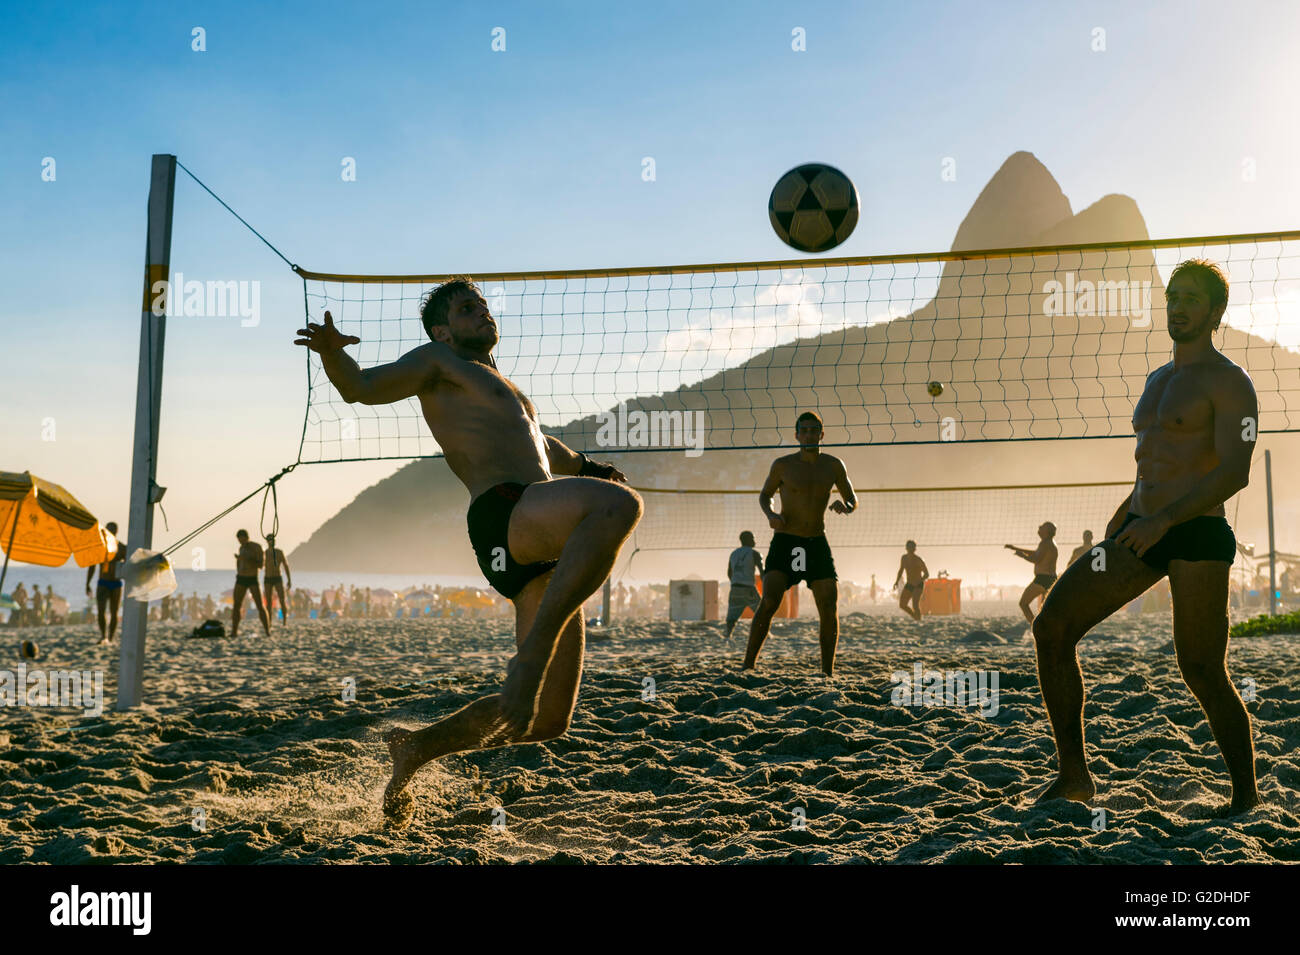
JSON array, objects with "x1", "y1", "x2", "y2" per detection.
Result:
[
  {"x1": 742, "y1": 411, "x2": 857, "y2": 676},
  {"x1": 894, "y1": 540, "x2": 929, "y2": 621},
  {"x1": 1006, "y1": 522, "x2": 1059, "y2": 624},
  {"x1": 1068, "y1": 529, "x2": 1095, "y2": 567},
  {"x1": 231, "y1": 529, "x2": 271, "y2": 639},
  {"x1": 723, "y1": 530, "x2": 764, "y2": 641},
  {"x1": 263, "y1": 533, "x2": 292, "y2": 626},
  {"x1": 85, "y1": 521, "x2": 127, "y2": 644},
  {"x1": 1032, "y1": 259, "x2": 1260, "y2": 815},
  {"x1": 297, "y1": 276, "x2": 641, "y2": 826}
]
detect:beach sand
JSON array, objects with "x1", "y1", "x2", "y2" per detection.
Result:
[{"x1": 0, "y1": 610, "x2": 1296, "y2": 863}]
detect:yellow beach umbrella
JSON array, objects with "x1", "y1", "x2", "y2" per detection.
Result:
[{"x1": 0, "y1": 470, "x2": 112, "y2": 595}]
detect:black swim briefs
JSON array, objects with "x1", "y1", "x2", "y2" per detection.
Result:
[
  {"x1": 466, "y1": 482, "x2": 559, "y2": 600},
  {"x1": 235, "y1": 574, "x2": 259, "y2": 588},
  {"x1": 1111, "y1": 511, "x2": 1236, "y2": 574},
  {"x1": 765, "y1": 532, "x2": 837, "y2": 586},
  {"x1": 1032, "y1": 573, "x2": 1058, "y2": 588},
  {"x1": 264, "y1": 576, "x2": 283, "y2": 586}
]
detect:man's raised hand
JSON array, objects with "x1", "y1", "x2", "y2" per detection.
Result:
[{"x1": 295, "y1": 310, "x2": 361, "y2": 353}]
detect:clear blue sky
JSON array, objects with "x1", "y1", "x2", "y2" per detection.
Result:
[{"x1": 1, "y1": 0, "x2": 1297, "y2": 569}]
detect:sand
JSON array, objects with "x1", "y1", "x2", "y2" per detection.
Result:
[{"x1": 0, "y1": 608, "x2": 1296, "y2": 864}]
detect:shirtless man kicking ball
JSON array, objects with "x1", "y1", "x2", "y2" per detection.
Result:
[
  {"x1": 1031, "y1": 259, "x2": 1260, "y2": 815},
  {"x1": 742, "y1": 411, "x2": 857, "y2": 676},
  {"x1": 296, "y1": 277, "x2": 641, "y2": 825}
]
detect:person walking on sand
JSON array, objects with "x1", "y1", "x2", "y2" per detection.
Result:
[
  {"x1": 85, "y1": 522, "x2": 128, "y2": 643},
  {"x1": 231, "y1": 529, "x2": 271, "y2": 639},
  {"x1": 894, "y1": 541, "x2": 928, "y2": 621}
]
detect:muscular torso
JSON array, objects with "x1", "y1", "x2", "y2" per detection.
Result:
[
  {"x1": 265, "y1": 549, "x2": 283, "y2": 576},
  {"x1": 99, "y1": 543, "x2": 126, "y2": 580},
  {"x1": 770, "y1": 453, "x2": 841, "y2": 537},
  {"x1": 236, "y1": 542, "x2": 263, "y2": 576},
  {"x1": 1032, "y1": 542, "x2": 1058, "y2": 575},
  {"x1": 900, "y1": 553, "x2": 926, "y2": 585},
  {"x1": 417, "y1": 355, "x2": 550, "y2": 500},
  {"x1": 1130, "y1": 358, "x2": 1232, "y2": 517}
]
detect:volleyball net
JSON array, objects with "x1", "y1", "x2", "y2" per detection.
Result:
[{"x1": 294, "y1": 232, "x2": 1300, "y2": 464}]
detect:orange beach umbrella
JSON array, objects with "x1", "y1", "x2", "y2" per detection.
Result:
[{"x1": 0, "y1": 470, "x2": 113, "y2": 595}]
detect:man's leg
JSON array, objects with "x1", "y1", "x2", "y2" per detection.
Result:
[
  {"x1": 743, "y1": 571, "x2": 790, "y2": 670},
  {"x1": 276, "y1": 583, "x2": 289, "y2": 622},
  {"x1": 384, "y1": 571, "x2": 584, "y2": 823},
  {"x1": 230, "y1": 585, "x2": 246, "y2": 638},
  {"x1": 810, "y1": 578, "x2": 838, "y2": 676},
  {"x1": 498, "y1": 479, "x2": 641, "y2": 734},
  {"x1": 1019, "y1": 582, "x2": 1046, "y2": 624},
  {"x1": 108, "y1": 588, "x2": 122, "y2": 639},
  {"x1": 1168, "y1": 560, "x2": 1259, "y2": 814},
  {"x1": 95, "y1": 589, "x2": 109, "y2": 642},
  {"x1": 1031, "y1": 541, "x2": 1163, "y2": 802},
  {"x1": 248, "y1": 585, "x2": 270, "y2": 636},
  {"x1": 908, "y1": 587, "x2": 923, "y2": 620}
]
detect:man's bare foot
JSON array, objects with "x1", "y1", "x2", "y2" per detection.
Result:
[
  {"x1": 383, "y1": 728, "x2": 418, "y2": 827},
  {"x1": 1216, "y1": 793, "x2": 1261, "y2": 817},
  {"x1": 1034, "y1": 775, "x2": 1096, "y2": 804}
]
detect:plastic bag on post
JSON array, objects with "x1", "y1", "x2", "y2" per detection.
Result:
[{"x1": 124, "y1": 548, "x2": 178, "y2": 601}]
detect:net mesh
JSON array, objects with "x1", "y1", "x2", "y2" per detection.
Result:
[{"x1": 295, "y1": 232, "x2": 1300, "y2": 464}]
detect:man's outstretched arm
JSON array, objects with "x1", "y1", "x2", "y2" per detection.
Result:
[{"x1": 296, "y1": 310, "x2": 443, "y2": 404}]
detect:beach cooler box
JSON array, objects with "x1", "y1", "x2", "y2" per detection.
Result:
[
  {"x1": 738, "y1": 573, "x2": 798, "y2": 619},
  {"x1": 920, "y1": 578, "x2": 961, "y2": 615},
  {"x1": 669, "y1": 580, "x2": 719, "y2": 621}
]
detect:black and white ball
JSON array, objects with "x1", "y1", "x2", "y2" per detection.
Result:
[{"x1": 768, "y1": 163, "x2": 859, "y2": 253}]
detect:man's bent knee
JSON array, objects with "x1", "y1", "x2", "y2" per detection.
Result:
[{"x1": 1032, "y1": 611, "x2": 1069, "y2": 648}]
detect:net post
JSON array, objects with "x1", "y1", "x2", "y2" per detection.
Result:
[
  {"x1": 1266, "y1": 449, "x2": 1276, "y2": 617},
  {"x1": 117, "y1": 153, "x2": 176, "y2": 711},
  {"x1": 601, "y1": 576, "x2": 612, "y2": 627}
]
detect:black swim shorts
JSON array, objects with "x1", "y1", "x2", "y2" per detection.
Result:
[
  {"x1": 235, "y1": 574, "x2": 259, "y2": 588},
  {"x1": 1111, "y1": 511, "x2": 1236, "y2": 574},
  {"x1": 765, "y1": 532, "x2": 837, "y2": 586},
  {"x1": 466, "y1": 482, "x2": 559, "y2": 600},
  {"x1": 1032, "y1": 573, "x2": 1058, "y2": 589}
]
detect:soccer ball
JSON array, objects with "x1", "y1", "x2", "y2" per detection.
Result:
[
  {"x1": 19, "y1": 640, "x2": 37, "y2": 660},
  {"x1": 769, "y1": 163, "x2": 859, "y2": 253},
  {"x1": 927, "y1": 381, "x2": 944, "y2": 397}
]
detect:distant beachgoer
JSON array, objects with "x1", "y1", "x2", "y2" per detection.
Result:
[
  {"x1": 1068, "y1": 530, "x2": 1095, "y2": 567},
  {"x1": 894, "y1": 541, "x2": 928, "y2": 621},
  {"x1": 1031, "y1": 259, "x2": 1259, "y2": 814},
  {"x1": 723, "y1": 530, "x2": 764, "y2": 641},
  {"x1": 44, "y1": 585, "x2": 55, "y2": 624},
  {"x1": 1006, "y1": 522, "x2": 1059, "y2": 624},
  {"x1": 31, "y1": 587, "x2": 44, "y2": 626},
  {"x1": 743, "y1": 411, "x2": 857, "y2": 676},
  {"x1": 870, "y1": 574, "x2": 878, "y2": 603},
  {"x1": 85, "y1": 522, "x2": 128, "y2": 643},
  {"x1": 231, "y1": 529, "x2": 270, "y2": 639},
  {"x1": 263, "y1": 533, "x2": 292, "y2": 625}
]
